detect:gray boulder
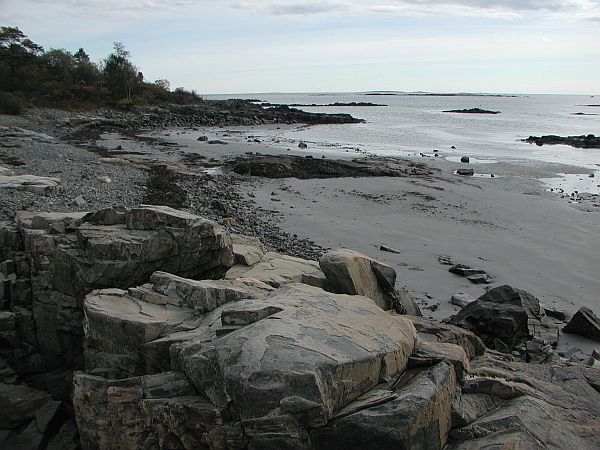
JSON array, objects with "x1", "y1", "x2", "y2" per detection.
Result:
[
  {"x1": 449, "y1": 285, "x2": 558, "y2": 360},
  {"x1": 563, "y1": 307, "x2": 600, "y2": 342}
]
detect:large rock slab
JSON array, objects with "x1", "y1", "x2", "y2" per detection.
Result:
[
  {"x1": 76, "y1": 278, "x2": 419, "y2": 448},
  {"x1": 175, "y1": 284, "x2": 418, "y2": 427}
]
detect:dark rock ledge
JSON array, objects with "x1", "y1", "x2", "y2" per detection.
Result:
[{"x1": 523, "y1": 134, "x2": 600, "y2": 149}]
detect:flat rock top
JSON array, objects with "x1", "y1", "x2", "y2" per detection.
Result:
[{"x1": 86, "y1": 289, "x2": 194, "y2": 326}]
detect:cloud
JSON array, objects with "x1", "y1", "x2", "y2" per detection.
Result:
[{"x1": 22, "y1": 0, "x2": 600, "y2": 18}]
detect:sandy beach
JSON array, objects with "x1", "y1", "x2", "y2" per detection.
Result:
[
  {"x1": 155, "y1": 124, "x2": 600, "y2": 351},
  {"x1": 2, "y1": 111, "x2": 600, "y2": 352}
]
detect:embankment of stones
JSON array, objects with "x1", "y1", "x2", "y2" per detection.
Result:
[{"x1": 3, "y1": 205, "x2": 600, "y2": 449}]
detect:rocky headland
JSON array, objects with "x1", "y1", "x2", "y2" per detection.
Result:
[{"x1": 1, "y1": 105, "x2": 600, "y2": 450}]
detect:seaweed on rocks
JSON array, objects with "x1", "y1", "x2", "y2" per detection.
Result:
[{"x1": 142, "y1": 164, "x2": 189, "y2": 209}]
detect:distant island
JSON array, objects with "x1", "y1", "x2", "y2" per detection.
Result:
[
  {"x1": 363, "y1": 92, "x2": 517, "y2": 98},
  {"x1": 288, "y1": 102, "x2": 387, "y2": 107},
  {"x1": 443, "y1": 108, "x2": 500, "y2": 114},
  {"x1": 523, "y1": 134, "x2": 600, "y2": 149}
]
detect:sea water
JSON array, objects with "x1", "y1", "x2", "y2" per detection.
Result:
[{"x1": 205, "y1": 92, "x2": 600, "y2": 193}]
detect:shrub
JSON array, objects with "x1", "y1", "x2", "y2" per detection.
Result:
[{"x1": 0, "y1": 91, "x2": 25, "y2": 115}]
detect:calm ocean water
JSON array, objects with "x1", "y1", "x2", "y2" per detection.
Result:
[{"x1": 206, "y1": 92, "x2": 600, "y2": 193}]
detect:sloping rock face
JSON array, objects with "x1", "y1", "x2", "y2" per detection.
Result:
[
  {"x1": 0, "y1": 206, "x2": 234, "y2": 449},
  {"x1": 74, "y1": 276, "x2": 421, "y2": 449},
  {"x1": 447, "y1": 351, "x2": 600, "y2": 449},
  {"x1": 449, "y1": 285, "x2": 558, "y2": 362},
  {"x1": 319, "y1": 249, "x2": 421, "y2": 315}
]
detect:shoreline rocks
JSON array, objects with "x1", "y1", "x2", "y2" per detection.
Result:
[{"x1": 523, "y1": 134, "x2": 600, "y2": 149}]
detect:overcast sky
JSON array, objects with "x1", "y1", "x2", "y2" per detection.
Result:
[{"x1": 2, "y1": 0, "x2": 599, "y2": 94}]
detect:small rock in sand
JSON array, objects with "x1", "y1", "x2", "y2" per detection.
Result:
[
  {"x1": 460, "y1": 156, "x2": 470, "y2": 163},
  {"x1": 451, "y1": 293, "x2": 475, "y2": 308},
  {"x1": 380, "y1": 244, "x2": 402, "y2": 254}
]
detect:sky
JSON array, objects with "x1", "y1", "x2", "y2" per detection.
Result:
[{"x1": 1, "y1": 0, "x2": 600, "y2": 95}]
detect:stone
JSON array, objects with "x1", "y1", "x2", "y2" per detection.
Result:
[
  {"x1": 407, "y1": 316, "x2": 485, "y2": 359},
  {"x1": 319, "y1": 249, "x2": 394, "y2": 310},
  {"x1": 311, "y1": 362, "x2": 458, "y2": 450},
  {"x1": 448, "y1": 264, "x2": 486, "y2": 277},
  {"x1": 451, "y1": 393, "x2": 501, "y2": 428},
  {"x1": 465, "y1": 273, "x2": 492, "y2": 284},
  {"x1": 380, "y1": 244, "x2": 401, "y2": 254},
  {"x1": 231, "y1": 233, "x2": 265, "y2": 266},
  {"x1": 451, "y1": 293, "x2": 475, "y2": 308},
  {"x1": 460, "y1": 156, "x2": 470, "y2": 163},
  {"x1": 197, "y1": 135, "x2": 209, "y2": 141},
  {"x1": 0, "y1": 166, "x2": 14, "y2": 176},
  {"x1": 0, "y1": 382, "x2": 53, "y2": 428},
  {"x1": 70, "y1": 195, "x2": 87, "y2": 207},
  {"x1": 456, "y1": 169, "x2": 474, "y2": 176},
  {"x1": 438, "y1": 255, "x2": 454, "y2": 266},
  {"x1": 73, "y1": 371, "x2": 218, "y2": 450},
  {"x1": 390, "y1": 287, "x2": 422, "y2": 316},
  {"x1": 148, "y1": 271, "x2": 272, "y2": 311},
  {"x1": 84, "y1": 288, "x2": 196, "y2": 377},
  {"x1": 542, "y1": 304, "x2": 568, "y2": 322},
  {"x1": 563, "y1": 307, "x2": 600, "y2": 342},
  {"x1": 298, "y1": 142, "x2": 308, "y2": 149},
  {"x1": 75, "y1": 283, "x2": 419, "y2": 448},
  {"x1": 410, "y1": 340, "x2": 470, "y2": 382},
  {"x1": 0, "y1": 174, "x2": 60, "y2": 193},
  {"x1": 449, "y1": 285, "x2": 557, "y2": 355}
]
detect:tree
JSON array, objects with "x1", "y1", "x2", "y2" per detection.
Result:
[
  {"x1": 72, "y1": 48, "x2": 99, "y2": 86},
  {"x1": 102, "y1": 42, "x2": 138, "y2": 100},
  {"x1": 154, "y1": 79, "x2": 170, "y2": 91},
  {"x1": 0, "y1": 26, "x2": 43, "y2": 89}
]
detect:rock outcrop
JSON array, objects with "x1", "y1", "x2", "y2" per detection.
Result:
[
  {"x1": 3, "y1": 205, "x2": 600, "y2": 450},
  {"x1": 0, "y1": 205, "x2": 234, "y2": 449},
  {"x1": 74, "y1": 277, "x2": 420, "y2": 449}
]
